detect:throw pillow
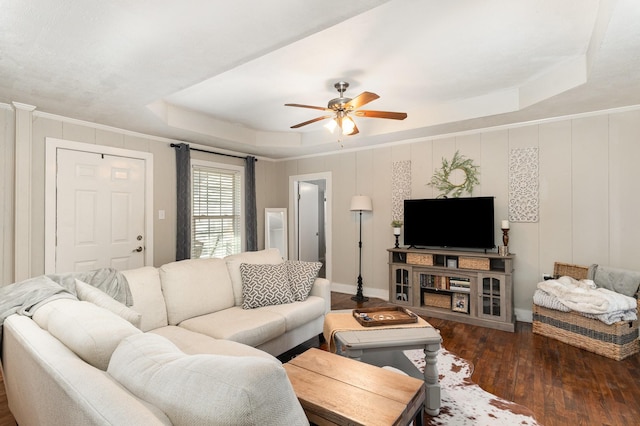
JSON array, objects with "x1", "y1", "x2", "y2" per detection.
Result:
[
  {"x1": 240, "y1": 262, "x2": 294, "y2": 309},
  {"x1": 32, "y1": 299, "x2": 141, "y2": 370},
  {"x1": 287, "y1": 260, "x2": 322, "y2": 301},
  {"x1": 75, "y1": 279, "x2": 142, "y2": 328},
  {"x1": 108, "y1": 333, "x2": 308, "y2": 426}
]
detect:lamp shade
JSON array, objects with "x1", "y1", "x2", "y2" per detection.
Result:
[{"x1": 350, "y1": 195, "x2": 373, "y2": 212}]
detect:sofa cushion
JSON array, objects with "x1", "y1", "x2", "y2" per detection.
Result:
[
  {"x1": 160, "y1": 258, "x2": 235, "y2": 325},
  {"x1": 122, "y1": 266, "x2": 169, "y2": 331},
  {"x1": 108, "y1": 333, "x2": 308, "y2": 426},
  {"x1": 150, "y1": 326, "x2": 277, "y2": 360},
  {"x1": 178, "y1": 307, "x2": 286, "y2": 347},
  {"x1": 286, "y1": 260, "x2": 323, "y2": 301},
  {"x1": 241, "y1": 262, "x2": 295, "y2": 309},
  {"x1": 32, "y1": 299, "x2": 141, "y2": 370},
  {"x1": 225, "y1": 248, "x2": 283, "y2": 306},
  {"x1": 260, "y1": 296, "x2": 326, "y2": 331},
  {"x1": 75, "y1": 279, "x2": 142, "y2": 328}
]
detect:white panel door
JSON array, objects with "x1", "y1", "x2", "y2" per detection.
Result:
[
  {"x1": 298, "y1": 181, "x2": 319, "y2": 261},
  {"x1": 55, "y1": 149, "x2": 146, "y2": 273}
]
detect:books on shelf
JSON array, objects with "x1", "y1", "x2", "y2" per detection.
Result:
[
  {"x1": 420, "y1": 274, "x2": 471, "y2": 292},
  {"x1": 449, "y1": 277, "x2": 470, "y2": 293}
]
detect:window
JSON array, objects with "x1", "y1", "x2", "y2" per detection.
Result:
[{"x1": 191, "y1": 160, "x2": 243, "y2": 258}]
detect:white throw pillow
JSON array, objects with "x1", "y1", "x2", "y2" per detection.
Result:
[
  {"x1": 240, "y1": 262, "x2": 294, "y2": 309},
  {"x1": 159, "y1": 258, "x2": 235, "y2": 325},
  {"x1": 122, "y1": 266, "x2": 169, "y2": 331},
  {"x1": 32, "y1": 299, "x2": 141, "y2": 370},
  {"x1": 225, "y1": 248, "x2": 284, "y2": 306},
  {"x1": 108, "y1": 333, "x2": 309, "y2": 426},
  {"x1": 75, "y1": 279, "x2": 142, "y2": 328},
  {"x1": 286, "y1": 260, "x2": 322, "y2": 301}
]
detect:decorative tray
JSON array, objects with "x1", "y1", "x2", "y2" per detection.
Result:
[{"x1": 352, "y1": 306, "x2": 419, "y2": 327}]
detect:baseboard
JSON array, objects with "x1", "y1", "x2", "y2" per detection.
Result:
[
  {"x1": 515, "y1": 308, "x2": 533, "y2": 323},
  {"x1": 330, "y1": 282, "x2": 389, "y2": 301}
]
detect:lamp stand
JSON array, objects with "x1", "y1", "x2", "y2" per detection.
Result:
[{"x1": 352, "y1": 209, "x2": 369, "y2": 303}]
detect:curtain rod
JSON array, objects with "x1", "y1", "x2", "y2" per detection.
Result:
[{"x1": 170, "y1": 143, "x2": 257, "y2": 161}]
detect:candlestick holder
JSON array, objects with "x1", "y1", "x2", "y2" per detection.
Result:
[
  {"x1": 499, "y1": 227, "x2": 510, "y2": 256},
  {"x1": 393, "y1": 227, "x2": 401, "y2": 248},
  {"x1": 502, "y1": 228, "x2": 509, "y2": 247}
]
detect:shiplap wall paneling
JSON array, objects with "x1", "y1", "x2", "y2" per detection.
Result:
[
  {"x1": 507, "y1": 125, "x2": 540, "y2": 312},
  {"x1": 571, "y1": 115, "x2": 609, "y2": 265},
  {"x1": 372, "y1": 147, "x2": 393, "y2": 295},
  {"x1": 538, "y1": 120, "x2": 573, "y2": 272},
  {"x1": 409, "y1": 139, "x2": 432, "y2": 200},
  {"x1": 608, "y1": 110, "x2": 640, "y2": 270},
  {"x1": 480, "y1": 130, "x2": 509, "y2": 253},
  {"x1": 355, "y1": 150, "x2": 375, "y2": 296}
]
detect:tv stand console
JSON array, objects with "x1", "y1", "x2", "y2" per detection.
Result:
[{"x1": 388, "y1": 247, "x2": 515, "y2": 332}]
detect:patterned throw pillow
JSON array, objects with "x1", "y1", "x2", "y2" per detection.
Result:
[
  {"x1": 286, "y1": 260, "x2": 322, "y2": 301},
  {"x1": 240, "y1": 263, "x2": 294, "y2": 309}
]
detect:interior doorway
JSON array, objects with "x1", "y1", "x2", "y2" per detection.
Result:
[{"x1": 289, "y1": 172, "x2": 331, "y2": 281}]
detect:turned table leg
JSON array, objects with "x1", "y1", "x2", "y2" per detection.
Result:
[{"x1": 423, "y1": 341, "x2": 441, "y2": 416}]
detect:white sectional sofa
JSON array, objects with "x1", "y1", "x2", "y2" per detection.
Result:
[{"x1": 1, "y1": 248, "x2": 330, "y2": 425}]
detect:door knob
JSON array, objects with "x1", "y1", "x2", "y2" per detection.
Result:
[{"x1": 133, "y1": 246, "x2": 143, "y2": 253}]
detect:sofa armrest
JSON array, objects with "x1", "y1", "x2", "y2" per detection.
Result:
[{"x1": 309, "y1": 277, "x2": 331, "y2": 314}]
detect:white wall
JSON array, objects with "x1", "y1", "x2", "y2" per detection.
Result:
[
  {"x1": 1, "y1": 106, "x2": 279, "y2": 283},
  {"x1": 3, "y1": 102, "x2": 639, "y2": 323},
  {"x1": 279, "y1": 108, "x2": 640, "y2": 321}
]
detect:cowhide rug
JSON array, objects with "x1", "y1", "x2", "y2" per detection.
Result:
[{"x1": 404, "y1": 348, "x2": 540, "y2": 426}]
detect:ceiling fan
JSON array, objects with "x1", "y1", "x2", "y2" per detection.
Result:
[{"x1": 285, "y1": 81, "x2": 407, "y2": 136}]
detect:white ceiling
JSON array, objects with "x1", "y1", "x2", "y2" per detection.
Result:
[{"x1": 2, "y1": 0, "x2": 639, "y2": 159}]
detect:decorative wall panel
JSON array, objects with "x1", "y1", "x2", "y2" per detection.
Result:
[
  {"x1": 392, "y1": 160, "x2": 411, "y2": 221},
  {"x1": 508, "y1": 147, "x2": 538, "y2": 222}
]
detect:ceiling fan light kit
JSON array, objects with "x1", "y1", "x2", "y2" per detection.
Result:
[{"x1": 285, "y1": 81, "x2": 407, "y2": 136}]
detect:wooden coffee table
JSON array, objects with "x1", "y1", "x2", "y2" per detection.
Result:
[
  {"x1": 332, "y1": 326, "x2": 441, "y2": 416},
  {"x1": 284, "y1": 348, "x2": 425, "y2": 426}
]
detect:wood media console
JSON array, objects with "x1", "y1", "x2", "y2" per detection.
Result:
[{"x1": 388, "y1": 248, "x2": 515, "y2": 332}]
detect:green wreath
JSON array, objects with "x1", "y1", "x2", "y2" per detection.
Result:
[{"x1": 428, "y1": 150, "x2": 479, "y2": 198}]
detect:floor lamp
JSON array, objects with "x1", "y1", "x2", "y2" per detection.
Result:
[{"x1": 350, "y1": 195, "x2": 373, "y2": 302}]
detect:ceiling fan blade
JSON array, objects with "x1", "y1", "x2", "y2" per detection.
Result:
[
  {"x1": 285, "y1": 103, "x2": 331, "y2": 111},
  {"x1": 290, "y1": 115, "x2": 333, "y2": 129},
  {"x1": 344, "y1": 91, "x2": 379, "y2": 110},
  {"x1": 354, "y1": 110, "x2": 408, "y2": 120}
]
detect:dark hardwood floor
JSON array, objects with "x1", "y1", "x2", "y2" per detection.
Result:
[
  {"x1": 2, "y1": 292, "x2": 640, "y2": 426},
  {"x1": 331, "y1": 292, "x2": 640, "y2": 426}
]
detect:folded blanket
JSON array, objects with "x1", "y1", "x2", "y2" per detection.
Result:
[
  {"x1": 534, "y1": 288, "x2": 637, "y2": 324},
  {"x1": 48, "y1": 268, "x2": 133, "y2": 306},
  {"x1": 588, "y1": 264, "x2": 640, "y2": 298},
  {"x1": 537, "y1": 276, "x2": 637, "y2": 315},
  {"x1": 533, "y1": 289, "x2": 570, "y2": 312},
  {"x1": 0, "y1": 275, "x2": 77, "y2": 353}
]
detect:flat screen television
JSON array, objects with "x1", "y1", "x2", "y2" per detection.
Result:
[{"x1": 403, "y1": 197, "x2": 495, "y2": 250}]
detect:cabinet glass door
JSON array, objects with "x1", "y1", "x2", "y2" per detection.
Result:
[
  {"x1": 480, "y1": 276, "x2": 505, "y2": 320},
  {"x1": 394, "y1": 267, "x2": 411, "y2": 304}
]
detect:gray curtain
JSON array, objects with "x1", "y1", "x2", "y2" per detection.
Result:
[
  {"x1": 245, "y1": 156, "x2": 257, "y2": 251},
  {"x1": 174, "y1": 143, "x2": 191, "y2": 261}
]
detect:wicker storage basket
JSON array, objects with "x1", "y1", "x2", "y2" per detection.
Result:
[
  {"x1": 532, "y1": 262, "x2": 640, "y2": 360},
  {"x1": 459, "y1": 256, "x2": 490, "y2": 271},
  {"x1": 532, "y1": 305, "x2": 639, "y2": 360},
  {"x1": 407, "y1": 253, "x2": 433, "y2": 266},
  {"x1": 423, "y1": 292, "x2": 451, "y2": 309}
]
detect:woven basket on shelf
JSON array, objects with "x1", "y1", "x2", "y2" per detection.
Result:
[
  {"x1": 423, "y1": 292, "x2": 451, "y2": 309},
  {"x1": 458, "y1": 256, "x2": 490, "y2": 271},
  {"x1": 532, "y1": 261, "x2": 640, "y2": 360},
  {"x1": 407, "y1": 253, "x2": 433, "y2": 266}
]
